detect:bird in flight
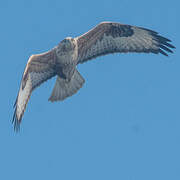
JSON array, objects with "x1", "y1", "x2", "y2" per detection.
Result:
[{"x1": 13, "y1": 21, "x2": 175, "y2": 131}]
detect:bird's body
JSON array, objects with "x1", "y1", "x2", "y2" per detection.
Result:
[
  {"x1": 13, "y1": 22, "x2": 175, "y2": 130},
  {"x1": 54, "y1": 38, "x2": 76, "y2": 80}
]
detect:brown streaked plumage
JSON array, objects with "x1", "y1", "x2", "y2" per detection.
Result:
[{"x1": 13, "y1": 22, "x2": 175, "y2": 131}]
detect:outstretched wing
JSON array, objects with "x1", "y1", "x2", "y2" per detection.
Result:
[
  {"x1": 13, "y1": 49, "x2": 57, "y2": 131},
  {"x1": 76, "y1": 22, "x2": 175, "y2": 63}
]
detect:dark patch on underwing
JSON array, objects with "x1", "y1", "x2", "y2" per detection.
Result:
[
  {"x1": 77, "y1": 23, "x2": 134, "y2": 61},
  {"x1": 105, "y1": 23, "x2": 134, "y2": 38}
]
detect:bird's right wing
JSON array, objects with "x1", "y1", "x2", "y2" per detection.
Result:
[{"x1": 13, "y1": 49, "x2": 57, "y2": 131}]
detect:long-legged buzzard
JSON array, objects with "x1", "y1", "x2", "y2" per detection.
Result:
[{"x1": 13, "y1": 22, "x2": 175, "y2": 131}]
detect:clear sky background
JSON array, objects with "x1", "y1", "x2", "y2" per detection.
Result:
[{"x1": 0, "y1": 0, "x2": 179, "y2": 179}]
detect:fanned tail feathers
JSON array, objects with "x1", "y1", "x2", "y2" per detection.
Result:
[{"x1": 49, "y1": 69, "x2": 85, "y2": 102}]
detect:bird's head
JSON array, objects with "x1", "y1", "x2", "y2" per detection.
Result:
[{"x1": 57, "y1": 37, "x2": 76, "y2": 53}]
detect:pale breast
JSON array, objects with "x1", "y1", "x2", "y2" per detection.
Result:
[
  {"x1": 55, "y1": 38, "x2": 78, "y2": 80},
  {"x1": 55, "y1": 38, "x2": 78, "y2": 66}
]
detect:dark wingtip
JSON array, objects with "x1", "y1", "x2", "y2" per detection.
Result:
[
  {"x1": 155, "y1": 34, "x2": 171, "y2": 42},
  {"x1": 162, "y1": 42, "x2": 176, "y2": 49},
  {"x1": 151, "y1": 32, "x2": 175, "y2": 57},
  {"x1": 12, "y1": 102, "x2": 21, "y2": 132},
  {"x1": 13, "y1": 97, "x2": 18, "y2": 108},
  {"x1": 159, "y1": 49, "x2": 169, "y2": 56},
  {"x1": 159, "y1": 44, "x2": 173, "y2": 53}
]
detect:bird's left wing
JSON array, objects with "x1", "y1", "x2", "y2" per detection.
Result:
[
  {"x1": 13, "y1": 49, "x2": 57, "y2": 131},
  {"x1": 76, "y1": 22, "x2": 175, "y2": 64}
]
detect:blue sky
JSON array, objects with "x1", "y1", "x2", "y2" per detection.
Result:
[{"x1": 1, "y1": 0, "x2": 179, "y2": 179}]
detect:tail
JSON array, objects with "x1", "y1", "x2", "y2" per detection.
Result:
[{"x1": 48, "y1": 69, "x2": 85, "y2": 102}]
